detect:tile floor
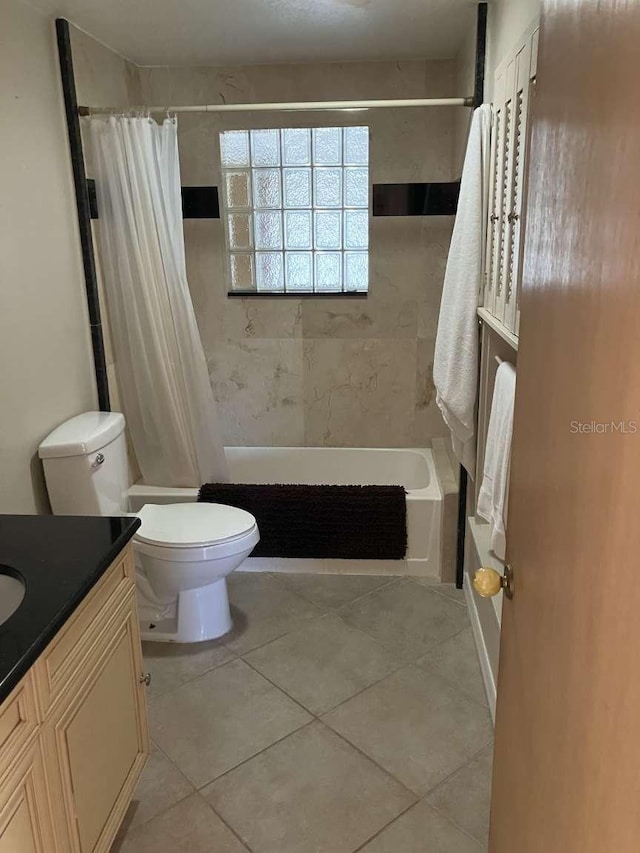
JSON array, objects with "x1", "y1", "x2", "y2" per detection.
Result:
[{"x1": 112, "y1": 573, "x2": 493, "y2": 853}]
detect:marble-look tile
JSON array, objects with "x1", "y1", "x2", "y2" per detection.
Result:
[
  {"x1": 416, "y1": 335, "x2": 449, "y2": 440},
  {"x1": 303, "y1": 338, "x2": 417, "y2": 447},
  {"x1": 245, "y1": 614, "x2": 400, "y2": 714},
  {"x1": 150, "y1": 659, "x2": 311, "y2": 787},
  {"x1": 203, "y1": 722, "x2": 415, "y2": 853},
  {"x1": 208, "y1": 338, "x2": 304, "y2": 446},
  {"x1": 338, "y1": 578, "x2": 469, "y2": 662},
  {"x1": 373, "y1": 110, "x2": 454, "y2": 184},
  {"x1": 112, "y1": 793, "x2": 248, "y2": 853},
  {"x1": 359, "y1": 799, "x2": 482, "y2": 852},
  {"x1": 426, "y1": 744, "x2": 494, "y2": 846},
  {"x1": 323, "y1": 665, "x2": 493, "y2": 796},
  {"x1": 122, "y1": 746, "x2": 193, "y2": 830},
  {"x1": 143, "y1": 638, "x2": 234, "y2": 701},
  {"x1": 415, "y1": 217, "x2": 454, "y2": 340},
  {"x1": 272, "y1": 572, "x2": 396, "y2": 610},
  {"x1": 138, "y1": 60, "x2": 455, "y2": 109},
  {"x1": 183, "y1": 220, "x2": 228, "y2": 345},
  {"x1": 226, "y1": 573, "x2": 323, "y2": 655},
  {"x1": 223, "y1": 298, "x2": 303, "y2": 340},
  {"x1": 184, "y1": 225, "x2": 303, "y2": 341},
  {"x1": 301, "y1": 220, "x2": 423, "y2": 342},
  {"x1": 417, "y1": 627, "x2": 488, "y2": 707}
]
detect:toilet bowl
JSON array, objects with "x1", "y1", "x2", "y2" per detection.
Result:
[
  {"x1": 38, "y1": 411, "x2": 260, "y2": 644},
  {"x1": 133, "y1": 502, "x2": 259, "y2": 642}
]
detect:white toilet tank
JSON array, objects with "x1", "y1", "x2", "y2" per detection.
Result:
[{"x1": 39, "y1": 412, "x2": 129, "y2": 516}]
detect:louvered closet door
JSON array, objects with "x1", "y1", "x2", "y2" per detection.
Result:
[
  {"x1": 485, "y1": 70, "x2": 507, "y2": 317},
  {"x1": 503, "y1": 39, "x2": 533, "y2": 333},
  {"x1": 495, "y1": 60, "x2": 516, "y2": 326}
]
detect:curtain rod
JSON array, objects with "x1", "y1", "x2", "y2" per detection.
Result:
[{"x1": 77, "y1": 96, "x2": 474, "y2": 116}]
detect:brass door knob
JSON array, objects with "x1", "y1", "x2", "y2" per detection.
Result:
[{"x1": 472, "y1": 565, "x2": 514, "y2": 600}]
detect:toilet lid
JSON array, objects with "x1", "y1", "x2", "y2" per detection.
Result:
[{"x1": 134, "y1": 503, "x2": 257, "y2": 549}]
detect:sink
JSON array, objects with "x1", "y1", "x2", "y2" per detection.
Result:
[{"x1": 0, "y1": 568, "x2": 25, "y2": 627}]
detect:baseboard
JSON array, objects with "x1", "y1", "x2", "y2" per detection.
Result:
[
  {"x1": 241, "y1": 556, "x2": 440, "y2": 579},
  {"x1": 464, "y1": 578, "x2": 497, "y2": 723}
]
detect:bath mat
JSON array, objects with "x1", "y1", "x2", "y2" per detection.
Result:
[{"x1": 197, "y1": 483, "x2": 407, "y2": 559}]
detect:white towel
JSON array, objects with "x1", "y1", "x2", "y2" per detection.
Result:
[
  {"x1": 433, "y1": 104, "x2": 492, "y2": 475},
  {"x1": 477, "y1": 361, "x2": 517, "y2": 560}
]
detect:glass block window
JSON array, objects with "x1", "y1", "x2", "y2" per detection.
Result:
[{"x1": 220, "y1": 126, "x2": 369, "y2": 294}]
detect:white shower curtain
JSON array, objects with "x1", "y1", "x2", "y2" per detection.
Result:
[{"x1": 90, "y1": 115, "x2": 229, "y2": 486}]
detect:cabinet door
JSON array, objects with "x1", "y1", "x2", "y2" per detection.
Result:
[
  {"x1": 0, "y1": 739, "x2": 57, "y2": 853},
  {"x1": 43, "y1": 592, "x2": 149, "y2": 853}
]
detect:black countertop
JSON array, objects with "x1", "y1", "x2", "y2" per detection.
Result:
[{"x1": 0, "y1": 515, "x2": 140, "y2": 703}]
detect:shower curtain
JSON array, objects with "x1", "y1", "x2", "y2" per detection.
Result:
[{"x1": 90, "y1": 115, "x2": 229, "y2": 486}]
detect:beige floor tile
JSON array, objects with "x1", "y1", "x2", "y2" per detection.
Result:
[
  {"x1": 143, "y1": 639, "x2": 234, "y2": 701},
  {"x1": 111, "y1": 793, "x2": 248, "y2": 852},
  {"x1": 338, "y1": 579, "x2": 469, "y2": 662},
  {"x1": 426, "y1": 744, "x2": 494, "y2": 845},
  {"x1": 123, "y1": 746, "x2": 193, "y2": 830},
  {"x1": 203, "y1": 721, "x2": 415, "y2": 853},
  {"x1": 150, "y1": 659, "x2": 311, "y2": 787},
  {"x1": 358, "y1": 799, "x2": 482, "y2": 852},
  {"x1": 226, "y1": 573, "x2": 323, "y2": 654},
  {"x1": 245, "y1": 614, "x2": 400, "y2": 714},
  {"x1": 273, "y1": 572, "x2": 396, "y2": 610},
  {"x1": 417, "y1": 627, "x2": 488, "y2": 706},
  {"x1": 323, "y1": 666, "x2": 493, "y2": 796}
]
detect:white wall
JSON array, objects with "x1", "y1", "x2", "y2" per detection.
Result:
[
  {"x1": 485, "y1": 0, "x2": 541, "y2": 100},
  {"x1": 0, "y1": 0, "x2": 97, "y2": 513}
]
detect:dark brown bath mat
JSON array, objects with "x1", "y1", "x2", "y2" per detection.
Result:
[{"x1": 197, "y1": 483, "x2": 407, "y2": 559}]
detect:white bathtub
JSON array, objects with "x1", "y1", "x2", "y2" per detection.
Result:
[{"x1": 127, "y1": 447, "x2": 444, "y2": 580}]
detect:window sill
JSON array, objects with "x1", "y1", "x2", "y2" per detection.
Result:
[{"x1": 227, "y1": 291, "x2": 368, "y2": 299}]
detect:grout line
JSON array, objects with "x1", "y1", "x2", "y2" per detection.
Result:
[
  {"x1": 316, "y1": 718, "x2": 419, "y2": 801},
  {"x1": 268, "y1": 570, "x2": 402, "y2": 613},
  {"x1": 196, "y1": 789, "x2": 255, "y2": 852},
  {"x1": 240, "y1": 655, "x2": 322, "y2": 718},
  {"x1": 195, "y1": 719, "x2": 318, "y2": 792},
  {"x1": 226, "y1": 612, "x2": 323, "y2": 658},
  {"x1": 113, "y1": 744, "x2": 196, "y2": 838},
  {"x1": 406, "y1": 575, "x2": 469, "y2": 607},
  {"x1": 423, "y1": 737, "x2": 495, "y2": 802},
  {"x1": 318, "y1": 717, "x2": 424, "y2": 798},
  {"x1": 425, "y1": 799, "x2": 488, "y2": 849},
  {"x1": 143, "y1": 646, "x2": 238, "y2": 703},
  {"x1": 351, "y1": 737, "x2": 494, "y2": 852},
  {"x1": 350, "y1": 795, "x2": 418, "y2": 852}
]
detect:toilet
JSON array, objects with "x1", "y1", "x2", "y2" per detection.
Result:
[{"x1": 38, "y1": 412, "x2": 259, "y2": 643}]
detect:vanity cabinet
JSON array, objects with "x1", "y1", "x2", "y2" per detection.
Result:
[{"x1": 0, "y1": 544, "x2": 149, "y2": 853}]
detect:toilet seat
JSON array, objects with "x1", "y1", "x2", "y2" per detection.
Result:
[{"x1": 134, "y1": 502, "x2": 259, "y2": 563}]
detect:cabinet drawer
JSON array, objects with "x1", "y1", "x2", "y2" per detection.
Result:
[
  {"x1": 36, "y1": 547, "x2": 135, "y2": 712},
  {"x1": 0, "y1": 673, "x2": 38, "y2": 783}
]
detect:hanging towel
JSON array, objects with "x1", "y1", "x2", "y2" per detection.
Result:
[
  {"x1": 477, "y1": 361, "x2": 517, "y2": 560},
  {"x1": 433, "y1": 104, "x2": 492, "y2": 475}
]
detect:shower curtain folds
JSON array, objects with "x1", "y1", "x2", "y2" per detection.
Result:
[{"x1": 89, "y1": 115, "x2": 229, "y2": 487}]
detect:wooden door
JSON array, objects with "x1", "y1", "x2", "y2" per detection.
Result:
[
  {"x1": 43, "y1": 592, "x2": 149, "y2": 853},
  {"x1": 490, "y1": 1, "x2": 640, "y2": 851}
]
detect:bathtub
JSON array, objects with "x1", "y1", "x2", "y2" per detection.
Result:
[{"x1": 127, "y1": 447, "x2": 444, "y2": 580}]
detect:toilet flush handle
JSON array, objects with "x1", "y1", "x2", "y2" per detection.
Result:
[{"x1": 92, "y1": 453, "x2": 105, "y2": 468}]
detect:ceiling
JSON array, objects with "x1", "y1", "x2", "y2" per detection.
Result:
[{"x1": 30, "y1": 0, "x2": 477, "y2": 66}]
